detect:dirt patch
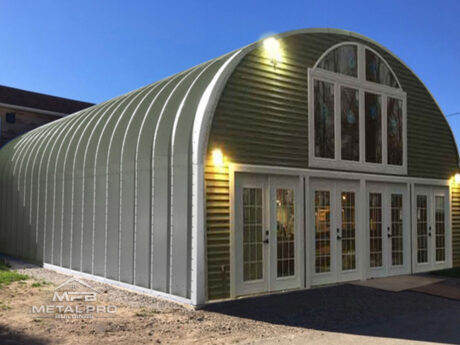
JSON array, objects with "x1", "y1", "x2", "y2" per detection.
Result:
[
  {"x1": 2, "y1": 258, "x2": 459, "y2": 344},
  {"x1": 0, "y1": 258, "x2": 303, "y2": 344}
]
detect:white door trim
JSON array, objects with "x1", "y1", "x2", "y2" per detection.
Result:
[{"x1": 229, "y1": 163, "x2": 450, "y2": 186}]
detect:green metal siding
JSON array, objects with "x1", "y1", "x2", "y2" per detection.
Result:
[
  {"x1": 210, "y1": 33, "x2": 458, "y2": 176},
  {"x1": 453, "y1": 185, "x2": 460, "y2": 268},
  {"x1": 206, "y1": 32, "x2": 460, "y2": 300}
]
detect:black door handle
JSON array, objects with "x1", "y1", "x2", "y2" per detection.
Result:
[{"x1": 263, "y1": 239, "x2": 269, "y2": 244}]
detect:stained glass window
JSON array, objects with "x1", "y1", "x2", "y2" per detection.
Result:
[
  {"x1": 341, "y1": 86, "x2": 359, "y2": 161},
  {"x1": 314, "y1": 80, "x2": 335, "y2": 159},
  {"x1": 366, "y1": 49, "x2": 399, "y2": 87},
  {"x1": 318, "y1": 45, "x2": 357, "y2": 77},
  {"x1": 311, "y1": 43, "x2": 405, "y2": 172},
  {"x1": 365, "y1": 92, "x2": 382, "y2": 163},
  {"x1": 387, "y1": 97, "x2": 403, "y2": 165}
]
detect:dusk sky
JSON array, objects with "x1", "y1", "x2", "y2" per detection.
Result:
[{"x1": 1, "y1": 0, "x2": 459, "y2": 140}]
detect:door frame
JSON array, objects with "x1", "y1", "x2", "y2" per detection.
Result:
[
  {"x1": 412, "y1": 184, "x2": 452, "y2": 273},
  {"x1": 269, "y1": 175, "x2": 303, "y2": 292},
  {"x1": 310, "y1": 179, "x2": 361, "y2": 285},
  {"x1": 233, "y1": 173, "x2": 269, "y2": 296},
  {"x1": 231, "y1": 172, "x2": 304, "y2": 297},
  {"x1": 309, "y1": 179, "x2": 338, "y2": 285},
  {"x1": 366, "y1": 182, "x2": 410, "y2": 278}
]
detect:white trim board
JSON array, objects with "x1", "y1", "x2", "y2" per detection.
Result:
[
  {"x1": 229, "y1": 163, "x2": 451, "y2": 186},
  {"x1": 43, "y1": 263, "x2": 194, "y2": 307}
]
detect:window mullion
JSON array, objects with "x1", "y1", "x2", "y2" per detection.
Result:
[{"x1": 358, "y1": 45, "x2": 365, "y2": 82}]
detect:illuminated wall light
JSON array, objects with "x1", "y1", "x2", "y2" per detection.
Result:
[
  {"x1": 455, "y1": 173, "x2": 460, "y2": 185},
  {"x1": 263, "y1": 37, "x2": 282, "y2": 66},
  {"x1": 212, "y1": 149, "x2": 224, "y2": 167}
]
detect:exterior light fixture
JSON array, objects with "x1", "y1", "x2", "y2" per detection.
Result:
[
  {"x1": 263, "y1": 37, "x2": 282, "y2": 66},
  {"x1": 212, "y1": 149, "x2": 224, "y2": 167},
  {"x1": 455, "y1": 173, "x2": 460, "y2": 185}
]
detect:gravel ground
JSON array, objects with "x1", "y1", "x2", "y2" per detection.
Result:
[
  {"x1": 1, "y1": 255, "x2": 459, "y2": 344},
  {"x1": 8, "y1": 258, "x2": 182, "y2": 311}
]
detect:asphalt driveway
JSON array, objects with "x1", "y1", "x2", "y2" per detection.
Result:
[{"x1": 204, "y1": 279, "x2": 460, "y2": 344}]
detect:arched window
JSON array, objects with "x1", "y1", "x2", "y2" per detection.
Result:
[{"x1": 308, "y1": 42, "x2": 406, "y2": 174}]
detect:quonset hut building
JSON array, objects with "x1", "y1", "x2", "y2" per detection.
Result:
[{"x1": 1, "y1": 28, "x2": 459, "y2": 306}]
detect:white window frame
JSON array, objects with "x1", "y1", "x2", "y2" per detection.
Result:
[{"x1": 308, "y1": 42, "x2": 407, "y2": 175}]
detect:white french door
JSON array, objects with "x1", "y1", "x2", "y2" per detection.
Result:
[
  {"x1": 413, "y1": 186, "x2": 450, "y2": 273},
  {"x1": 310, "y1": 179, "x2": 361, "y2": 285},
  {"x1": 234, "y1": 173, "x2": 302, "y2": 296},
  {"x1": 367, "y1": 183, "x2": 410, "y2": 278}
]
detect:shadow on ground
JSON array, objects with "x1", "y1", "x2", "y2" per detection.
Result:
[
  {"x1": 0, "y1": 324, "x2": 49, "y2": 345},
  {"x1": 204, "y1": 283, "x2": 460, "y2": 344}
]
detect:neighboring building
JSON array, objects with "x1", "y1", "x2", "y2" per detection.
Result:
[
  {"x1": 0, "y1": 85, "x2": 93, "y2": 146},
  {"x1": 0, "y1": 28, "x2": 459, "y2": 307}
]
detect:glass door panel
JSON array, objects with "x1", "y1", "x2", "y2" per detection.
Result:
[
  {"x1": 276, "y1": 188, "x2": 295, "y2": 278},
  {"x1": 243, "y1": 188, "x2": 264, "y2": 282},
  {"x1": 416, "y1": 195, "x2": 428, "y2": 264},
  {"x1": 341, "y1": 192, "x2": 356, "y2": 271},
  {"x1": 270, "y1": 176, "x2": 302, "y2": 292},
  {"x1": 315, "y1": 190, "x2": 331, "y2": 274},
  {"x1": 435, "y1": 195, "x2": 446, "y2": 262},
  {"x1": 369, "y1": 193, "x2": 383, "y2": 268},
  {"x1": 391, "y1": 194, "x2": 404, "y2": 266}
]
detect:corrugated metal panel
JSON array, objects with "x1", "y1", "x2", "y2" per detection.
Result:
[
  {"x1": 0, "y1": 49, "x2": 235, "y2": 303},
  {"x1": 452, "y1": 184, "x2": 460, "y2": 267},
  {"x1": 205, "y1": 161, "x2": 230, "y2": 300},
  {"x1": 206, "y1": 32, "x2": 460, "y2": 299}
]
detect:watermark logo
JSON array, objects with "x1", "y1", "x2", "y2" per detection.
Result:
[
  {"x1": 53, "y1": 277, "x2": 98, "y2": 302},
  {"x1": 32, "y1": 277, "x2": 117, "y2": 320}
]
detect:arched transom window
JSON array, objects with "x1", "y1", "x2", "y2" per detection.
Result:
[{"x1": 308, "y1": 42, "x2": 407, "y2": 174}]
